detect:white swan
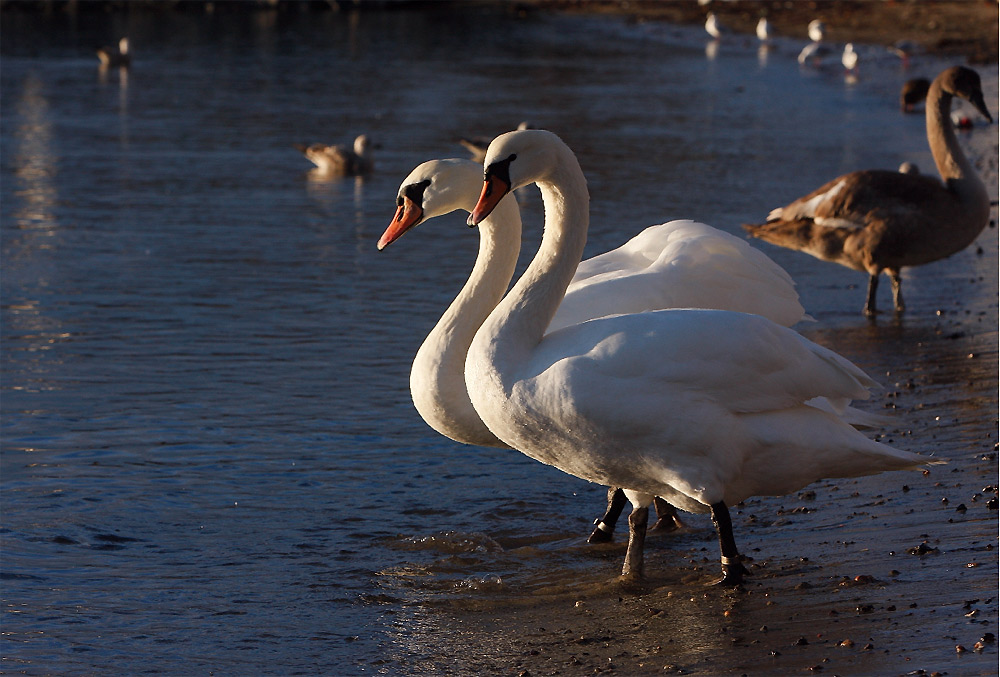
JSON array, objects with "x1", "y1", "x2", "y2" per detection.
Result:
[
  {"x1": 465, "y1": 130, "x2": 936, "y2": 584},
  {"x1": 378, "y1": 157, "x2": 814, "y2": 539}
]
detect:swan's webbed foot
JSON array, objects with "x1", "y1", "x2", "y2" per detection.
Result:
[
  {"x1": 588, "y1": 523, "x2": 614, "y2": 543},
  {"x1": 648, "y1": 497, "x2": 684, "y2": 533},
  {"x1": 588, "y1": 487, "x2": 628, "y2": 543},
  {"x1": 715, "y1": 557, "x2": 750, "y2": 587}
]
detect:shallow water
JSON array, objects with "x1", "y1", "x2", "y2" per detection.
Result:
[{"x1": 2, "y1": 5, "x2": 997, "y2": 675}]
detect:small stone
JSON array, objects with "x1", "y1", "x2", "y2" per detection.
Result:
[{"x1": 907, "y1": 542, "x2": 938, "y2": 556}]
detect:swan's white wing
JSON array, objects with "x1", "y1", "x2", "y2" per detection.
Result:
[
  {"x1": 524, "y1": 310, "x2": 875, "y2": 424},
  {"x1": 496, "y1": 309, "x2": 922, "y2": 506},
  {"x1": 553, "y1": 221, "x2": 806, "y2": 330}
]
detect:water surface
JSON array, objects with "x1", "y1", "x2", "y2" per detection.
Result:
[{"x1": 2, "y1": 5, "x2": 996, "y2": 674}]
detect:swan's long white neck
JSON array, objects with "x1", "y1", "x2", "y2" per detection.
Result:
[
  {"x1": 469, "y1": 144, "x2": 589, "y2": 394},
  {"x1": 410, "y1": 196, "x2": 521, "y2": 448},
  {"x1": 927, "y1": 80, "x2": 989, "y2": 224}
]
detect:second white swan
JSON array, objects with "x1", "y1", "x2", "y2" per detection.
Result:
[{"x1": 465, "y1": 130, "x2": 936, "y2": 584}]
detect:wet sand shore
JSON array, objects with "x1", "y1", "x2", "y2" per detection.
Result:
[{"x1": 404, "y1": 8, "x2": 999, "y2": 676}]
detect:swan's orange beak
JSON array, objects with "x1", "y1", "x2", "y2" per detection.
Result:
[
  {"x1": 468, "y1": 174, "x2": 510, "y2": 227},
  {"x1": 377, "y1": 196, "x2": 423, "y2": 250}
]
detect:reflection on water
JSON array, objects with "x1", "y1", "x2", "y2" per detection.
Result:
[
  {"x1": 1, "y1": 4, "x2": 995, "y2": 674},
  {"x1": 12, "y1": 73, "x2": 57, "y2": 234}
]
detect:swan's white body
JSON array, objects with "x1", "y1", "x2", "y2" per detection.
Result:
[
  {"x1": 465, "y1": 130, "x2": 933, "y2": 579},
  {"x1": 379, "y1": 159, "x2": 810, "y2": 448}
]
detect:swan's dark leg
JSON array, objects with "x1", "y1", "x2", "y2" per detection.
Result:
[
  {"x1": 710, "y1": 501, "x2": 748, "y2": 586},
  {"x1": 620, "y1": 504, "x2": 649, "y2": 581},
  {"x1": 649, "y1": 496, "x2": 684, "y2": 532},
  {"x1": 889, "y1": 269, "x2": 905, "y2": 313},
  {"x1": 864, "y1": 274, "x2": 879, "y2": 316},
  {"x1": 588, "y1": 487, "x2": 628, "y2": 543}
]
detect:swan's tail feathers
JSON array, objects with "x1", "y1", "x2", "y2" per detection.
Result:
[
  {"x1": 804, "y1": 397, "x2": 893, "y2": 428},
  {"x1": 744, "y1": 219, "x2": 853, "y2": 265},
  {"x1": 743, "y1": 219, "x2": 814, "y2": 248}
]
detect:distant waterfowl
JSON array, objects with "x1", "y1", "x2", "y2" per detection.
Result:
[
  {"x1": 889, "y1": 40, "x2": 921, "y2": 66},
  {"x1": 807, "y1": 19, "x2": 826, "y2": 43},
  {"x1": 745, "y1": 66, "x2": 993, "y2": 316},
  {"x1": 898, "y1": 161, "x2": 920, "y2": 175},
  {"x1": 798, "y1": 41, "x2": 833, "y2": 66},
  {"x1": 378, "y1": 156, "x2": 812, "y2": 544},
  {"x1": 755, "y1": 17, "x2": 773, "y2": 42},
  {"x1": 705, "y1": 12, "x2": 727, "y2": 40},
  {"x1": 295, "y1": 135, "x2": 373, "y2": 176},
  {"x1": 841, "y1": 43, "x2": 859, "y2": 73},
  {"x1": 459, "y1": 121, "x2": 533, "y2": 164},
  {"x1": 798, "y1": 19, "x2": 831, "y2": 66},
  {"x1": 97, "y1": 37, "x2": 131, "y2": 68},
  {"x1": 901, "y1": 77, "x2": 931, "y2": 113},
  {"x1": 460, "y1": 129, "x2": 933, "y2": 584}
]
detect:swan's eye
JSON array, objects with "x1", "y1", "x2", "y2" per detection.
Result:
[
  {"x1": 402, "y1": 179, "x2": 431, "y2": 208},
  {"x1": 484, "y1": 153, "x2": 516, "y2": 187}
]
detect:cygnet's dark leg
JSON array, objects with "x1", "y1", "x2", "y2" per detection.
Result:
[
  {"x1": 588, "y1": 487, "x2": 628, "y2": 543},
  {"x1": 649, "y1": 497, "x2": 684, "y2": 532},
  {"x1": 889, "y1": 269, "x2": 905, "y2": 313},
  {"x1": 864, "y1": 274, "x2": 879, "y2": 316},
  {"x1": 710, "y1": 502, "x2": 748, "y2": 586},
  {"x1": 620, "y1": 504, "x2": 649, "y2": 581}
]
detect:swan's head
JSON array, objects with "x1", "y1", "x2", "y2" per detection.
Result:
[
  {"x1": 378, "y1": 158, "x2": 484, "y2": 250},
  {"x1": 939, "y1": 66, "x2": 993, "y2": 123},
  {"x1": 468, "y1": 129, "x2": 568, "y2": 226}
]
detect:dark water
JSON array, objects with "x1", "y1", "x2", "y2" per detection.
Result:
[{"x1": 2, "y1": 5, "x2": 996, "y2": 674}]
